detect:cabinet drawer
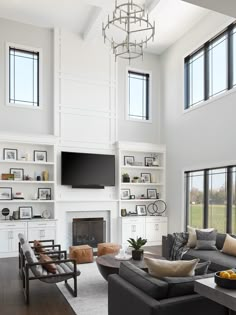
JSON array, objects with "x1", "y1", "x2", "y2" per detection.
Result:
[
  {"x1": 0, "y1": 222, "x2": 27, "y2": 229},
  {"x1": 121, "y1": 217, "x2": 145, "y2": 224},
  {"x1": 145, "y1": 216, "x2": 167, "y2": 223},
  {"x1": 28, "y1": 221, "x2": 56, "y2": 228}
]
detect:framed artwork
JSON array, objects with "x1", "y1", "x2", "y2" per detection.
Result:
[
  {"x1": 147, "y1": 189, "x2": 158, "y2": 199},
  {"x1": 144, "y1": 157, "x2": 154, "y2": 167},
  {"x1": 34, "y1": 150, "x2": 47, "y2": 162},
  {"x1": 121, "y1": 189, "x2": 131, "y2": 200},
  {"x1": 38, "y1": 188, "x2": 51, "y2": 200},
  {"x1": 19, "y1": 206, "x2": 32, "y2": 219},
  {"x1": 10, "y1": 168, "x2": 24, "y2": 181},
  {"x1": 0, "y1": 187, "x2": 12, "y2": 200},
  {"x1": 136, "y1": 205, "x2": 147, "y2": 216},
  {"x1": 3, "y1": 148, "x2": 18, "y2": 161},
  {"x1": 141, "y1": 173, "x2": 151, "y2": 183},
  {"x1": 124, "y1": 156, "x2": 135, "y2": 166}
]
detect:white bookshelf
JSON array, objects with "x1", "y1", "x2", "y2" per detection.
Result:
[{"x1": 0, "y1": 134, "x2": 57, "y2": 219}]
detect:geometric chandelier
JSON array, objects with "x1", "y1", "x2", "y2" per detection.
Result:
[{"x1": 102, "y1": 0, "x2": 155, "y2": 61}]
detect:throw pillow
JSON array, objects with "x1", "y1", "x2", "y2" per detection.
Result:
[
  {"x1": 195, "y1": 229, "x2": 217, "y2": 250},
  {"x1": 194, "y1": 261, "x2": 211, "y2": 275},
  {"x1": 222, "y1": 234, "x2": 236, "y2": 256},
  {"x1": 187, "y1": 226, "x2": 214, "y2": 248},
  {"x1": 144, "y1": 257, "x2": 199, "y2": 278},
  {"x1": 34, "y1": 240, "x2": 45, "y2": 253},
  {"x1": 39, "y1": 254, "x2": 57, "y2": 274}
]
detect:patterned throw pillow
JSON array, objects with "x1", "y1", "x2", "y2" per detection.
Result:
[
  {"x1": 170, "y1": 232, "x2": 189, "y2": 260},
  {"x1": 195, "y1": 229, "x2": 217, "y2": 250}
]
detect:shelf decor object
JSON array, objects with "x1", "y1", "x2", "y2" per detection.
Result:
[{"x1": 102, "y1": 0, "x2": 155, "y2": 61}]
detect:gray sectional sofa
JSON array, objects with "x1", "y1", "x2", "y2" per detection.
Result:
[
  {"x1": 162, "y1": 232, "x2": 236, "y2": 272},
  {"x1": 108, "y1": 261, "x2": 228, "y2": 315}
]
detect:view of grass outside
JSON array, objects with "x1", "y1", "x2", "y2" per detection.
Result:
[{"x1": 187, "y1": 167, "x2": 236, "y2": 233}]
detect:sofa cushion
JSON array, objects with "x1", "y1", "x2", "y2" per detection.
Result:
[
  {"x1": 144, "y1": 257, "x2": 199, "y2": 278},
  {"x1": 119, "y1": 261, "x2": 168, "y2": 300},
  {"x1": 187, "y1": 226, "x2": 214, "y2": 248},
  {"x1": 195, "y1": 229, "x2": 217, "y2": 250},
  {"x1": 194, "y1": 261, "x2": 211, "y2": 275},
  {"x1": 182, "y1": 249, "x2": 236, "y2": 271},
  {"x1": 160, "y1": 273, "x2": 214, "y2": 298},
  {"x1": 216, "y1": 233, "x2": 227, "y2": 250},
  {"x1": 222, "y1": 234, "x2": 236, "y2": 256}
]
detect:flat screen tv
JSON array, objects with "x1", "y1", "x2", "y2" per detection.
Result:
[{"x1": 61, "y1": 152, "x2": 115, "y2": 189}]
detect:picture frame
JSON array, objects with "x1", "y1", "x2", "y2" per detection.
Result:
[
  {"x1": 3, "y1": 148, "x2": 18, "y2": 161},
  {"x1": 144, "y1": 157, "x2": 154, "y2": 167},
  {"x1": 19, "y1": 206, "x2": 32, "y2": 219},
  {"x1": 34, "y1": 150, "x2": 47, "y2": 162},
  {"x1": 121, "y1": 189, "x2": 131, "y2": 200},
  {"x1": 0, "y1": 187, "x2": 12, "y2": 200},
  {"x1": 136, "y1": 205, "x2": 147, "y2": 216},
  {"x1": 38, "y1": 188, "x2": 51, "y2": 200},
  {"x1": 10, "y1": 168, "x2": 24, "y2": 181},
  {"x1": 147, "y1": 189, "x2": 158, "y2": 199},
  {"x1": 141, "y1": 173, "x2": 151, "y2": 183},
  {"x1": 124, "y1": 156, "x2": 135, "y2": 166}
]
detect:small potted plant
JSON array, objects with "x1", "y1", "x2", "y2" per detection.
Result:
[
  {"x1": 127, "y1": 236, "x2": 147, "y2": 260},
  {"x1": 122, "y1": 173, "x2": 130, "y2": 183},
  {"x1": 132, "y1": 176, "x2": 140, "y2": 183}
]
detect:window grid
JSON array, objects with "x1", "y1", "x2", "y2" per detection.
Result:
[
  {"x1": 185, "y1": 22, "x2": 236, "y2": 109},
  {"x1": 185, "y1": 166, "x2": 236, "y2": 233},
  {"x1": 9, "y1": 47, "x2": 39, "y2": 107},
  {"x1": 128, "y1": 70, "x2": 149, "y2": 121}
]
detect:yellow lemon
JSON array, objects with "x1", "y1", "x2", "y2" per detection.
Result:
[
  {"x1": 220, "y1": 271, "x2": 231, "y2": 279},
  {"x1": 226, "y1": 270, "x2": 234, "y2": 275},
  {"x1": 230, "y1": 274, "x2": 236, "y2": 280}
]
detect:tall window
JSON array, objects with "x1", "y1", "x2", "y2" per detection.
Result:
[
  {"x1": 127, "y1": 70, "x2": 150, "y2": 121},
  {"x1": 185, "y1": 23, "x2": 236, "y2": 110},
  {"x1": 9, "y1": 46, "x2": 40, "y2": 107},
  {"x1": 185, "y1": 166, "x2": 236, "y2": 233}
]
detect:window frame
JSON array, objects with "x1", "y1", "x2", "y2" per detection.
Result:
[
  {"x1": 126, "y1": 67, "x2": 152, "y2": 123},
  {"x1": 185, "y1": 165, "x2": 236, "y2": 233},
  {"x1": 184, "y1": 22, "x2": 236, "y2": 110},
  {"x1": 6, "y1": 42, "x2": 42, "y2": 110}
]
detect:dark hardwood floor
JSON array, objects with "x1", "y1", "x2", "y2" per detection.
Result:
[{"x1": 0, "y1": 257, "x2": 76, "y2": 315}]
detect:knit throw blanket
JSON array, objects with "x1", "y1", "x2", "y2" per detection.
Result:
[{"x1": 170, "y1": 232, "x2": 189, "y2": 260}]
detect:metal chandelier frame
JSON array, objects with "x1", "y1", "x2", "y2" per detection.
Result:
[{"x1": 102, "y1": 0, "x2": 155, "y2": 61}]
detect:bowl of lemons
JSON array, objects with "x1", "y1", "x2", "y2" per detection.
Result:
[{"x1": 215, "y1": 269, "x2": 236, "y2": 289}]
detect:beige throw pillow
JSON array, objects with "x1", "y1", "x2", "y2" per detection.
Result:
[
  {"x1": 222, "y1": 234, "x2": 236, "y2": 256},
  {"x1": 144, "y1": 257, "x2": 199, "y2": 278},
  {"x1": 187, "y1": 226, "x2": 214, "y2": 248}
]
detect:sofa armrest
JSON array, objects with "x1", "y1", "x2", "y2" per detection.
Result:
[
  {"x1": 158, "y1": 294, "x2": 227, "y2": 315},
  {"x1": 108, "y1": 274, "x2": 161, "y2": 315},
  {"x1": 162, "y1": 234, "x2": 175, "y2": 260}
]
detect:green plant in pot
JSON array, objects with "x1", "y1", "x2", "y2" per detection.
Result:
[{"x1": 127, "y1": 236, "x2": 147, "y2": 260}]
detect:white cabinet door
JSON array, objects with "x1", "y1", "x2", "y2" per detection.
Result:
[
  {"x1": 121, "y1": 218, "x2": 145, "y2": 246},
  {"x1": 145, "y1": 217, "x2": 168, "y2": 245},
  {"x1": 0, "y1": 229, "x2": 11, "y2": 253},
  {"x1": 28, "y1": 227, "x2": 56, "y2": 241}
]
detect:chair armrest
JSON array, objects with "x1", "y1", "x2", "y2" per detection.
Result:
[
  {"x1": 31, "y1": 244, "x2": 61, "y2": 251},
  {"x1": 35, "y1": 250, "x2": 67, "y2": 259},
  {"x1": 29, "y1": 239, "x2": 55, "y2": 245}
]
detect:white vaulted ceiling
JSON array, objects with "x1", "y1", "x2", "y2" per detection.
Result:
[{"x1": 0, "y1": 0, "x2": 209, "y2": 54}]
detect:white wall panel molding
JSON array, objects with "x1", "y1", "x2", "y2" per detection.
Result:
[{"x1": 59, "y1": 73, "x2": 116, "y2": 88}]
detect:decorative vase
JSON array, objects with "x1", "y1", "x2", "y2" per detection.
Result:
[
  {"x1": 132, "y1": 249, "x2": 144, "y2": 260},
  {"x1": 42, "y1": 171, "x2": 49, "y2": 181}
]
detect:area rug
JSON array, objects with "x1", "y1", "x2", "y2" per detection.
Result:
[{"x1": 57, "y1": 262, "x2": 108, "y2": 315}]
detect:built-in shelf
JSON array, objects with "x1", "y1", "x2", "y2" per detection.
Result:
[
  {"x1": 120, "y1": 182, "x2": 163, "y2": 186},
  {"x1": 121, "y1": 166, "x2": 164, "y2": 170},
  {"x1": 119, "y1": 199, "x2": 158, "y2": 202},
  {"x1": 0, "y1": 200, "x2": 54, "y2": 203},
  {"x1": 0, "y1": 160, "x2": 54, "y2": 166},
  {"x1": 0, "y1": 180, "x2": 55, "y2": 184},
  {"x1": 56, "y1": 199, "x2": 118, "y2": 203}
]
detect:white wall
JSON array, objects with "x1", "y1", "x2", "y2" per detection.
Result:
[
  {"x1": 54, "y1": 29, "x2": 161, "y2": 248},
  {"x1": 0, "y1": 18, "x2": 53, "y2": 135},
  {"x1": 117, "y1": 54, "x2": 160, "y2": 144},
  {"x1": 160, "y1": 12, "x2": 235, "y2": 233}
]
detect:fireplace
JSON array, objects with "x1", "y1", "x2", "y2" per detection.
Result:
[{"x1": 72, "y1": 217, "x2": 106, "y2": 248}]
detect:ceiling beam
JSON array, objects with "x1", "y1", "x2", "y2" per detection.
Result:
[
  {"x1": 80, "y1": 6, "x2": 102, "y2": 40},
  {"x1": 145, "y1": 0, "x2": 160, "y2": 13},
  {"x1": 181, "y1": 0, "x2": 236, "y2": 18}
]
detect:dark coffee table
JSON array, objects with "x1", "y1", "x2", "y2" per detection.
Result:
[{"x1": 96, "y1": 253, "x2": 163, "y2": 281}]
